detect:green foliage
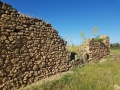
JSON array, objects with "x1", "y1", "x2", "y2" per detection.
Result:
[
  {"x1": 80, "y1": 31, "x2": 86, "y2": 43},
  {"x1": 80, "y1": 26, "x2": 103, "y2": 43},
  {"x1": 94, "y1": 36, "x2": 104, "y2": 43},
  {"x1": 95, "y1": 38, "x2": 104, "y2": 42},
  {"x1": 92, "y1": 26, "x2": 99, "y2": 37},
  {"x1": 80, "y1": 26, "x2": 99, "y2": 43},
  {"x1": 64, "y1": 36, "x2": 73, "y2": 45},
  {"x1": 92, "y1": 26, "x2": 105, "y2": 43},
  {"x1": 110, "y1": 43, "x2": 120, "y2": 50}
]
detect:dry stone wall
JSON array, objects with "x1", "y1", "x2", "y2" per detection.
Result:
[{"x1": 0, "y1": 1, "x2": 71, "y2": 90}]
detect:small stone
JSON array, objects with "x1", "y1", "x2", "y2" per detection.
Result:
[
  {"x1": 1, "y1": 50, "x2": 7, "y2": 55},
  {"x1": 0, "y1": 35, "x2": 7, "y2": 41},
  {"x1": 8, "y1": 7, "x2": 17, "y2": 12},
  {"x1": 0, "y1": 70, "x2": 4, "y2": 77},
  {"x1": 8, "y1": 36, "x2": 13, "y2": 41},
  {"x1": 16, "y1": 26, "x2": 24, "y2": 30},
  {"x1": 33, "y1": 64, "x2": 39, "y2": 71},
  {"x1": 25, "y1": 56, "x2": 30, "y2": 61},
  {"x1": 5, "y1": 10, "x2": 10, "y2": 14},
  {"x1": 1, "y1": 32, "x2": 9, "y2": 35},
  {"x1": 1, "y1": 14, "x2": 7, "y2": 18},
  {"x1": 2, "y1": 4, "x2": 7, "y2": 10},
  {"x1": 11, "y1": 59, "x2": 18, "y2": 65},
  {"x1": 41, "y1": 62, "x2": 46, "y2": 68},
  {"x1": 10, "y1": 18, "x2": 16, "y2": 21},
  {"x1": 27, "y1": 37, "x2": 32, "y2": 40},
  {"x1": 5, "y1": 40, "x2": 10, "y2": 44},
  {"x1": 0, "y1": 78, "x2": 3, "y2": 85},
  {"x1": 3, "y1": 77, "x2": 9, "y2": 83},
  {"x1": 0, "y1": 58, "x2": 3, "y2": 66},
  {"x1": 15, "y1": 49, "x2": 19, "y2": 54}
]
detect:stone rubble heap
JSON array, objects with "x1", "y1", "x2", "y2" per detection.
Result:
[
  {"x1": 69, "y1": 36, "x2": 110, "y2": 68},
  {"x1": 82, "y1": 35, "x2": 110, "y2": 62}
]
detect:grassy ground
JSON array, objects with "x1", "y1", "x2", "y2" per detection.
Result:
[
  {"x1": 21, "y1": 49, "x2": 120, "y2": 90},
  {"x1": 66, "y1": 45, "x2": 83, "y2": 53},
  {"x1": 111, "y1": 49, "x2": 120, "y2": 54}
]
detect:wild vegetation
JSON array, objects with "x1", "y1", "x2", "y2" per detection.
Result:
[{"x1": 110, "y1": 43, "x2": 120, "y2": 50}]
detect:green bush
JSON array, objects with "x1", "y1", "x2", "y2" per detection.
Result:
[
  {"x1": 94, "y1": 37, "x2": 104, "y2": 43},
  {"x1": 110, "y1": 43, "x2": 120, "y2": 50}
]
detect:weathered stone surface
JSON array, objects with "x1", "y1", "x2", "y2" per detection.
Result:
[
  {"x1": 33, "y1": 64, "x2": 39, "y2": 71},
  {"x1": 78, "y1": 36, "x2": 110, "y2": 62},
  {"x1": 8, "y1": 36, "x2": 13, "y2": 41},
  {"x1": 0, "y1": 35, "x2": 7, "y2": 41},
  {"x1": 16, "y1": 26, "x2": 24, "y2": 30},
  {"x1": 0, "y1": 78, "x2": 3, "y2": 86},
  {"x1": 0, "y1": 58, "x2": 4, "y2": 66},
  {"x1": 0, "y1": 1, "x2": 71, "y2": 90}
]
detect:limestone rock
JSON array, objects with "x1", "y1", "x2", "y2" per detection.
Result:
[
  {"x1": 16, "y1": 26, "x2": 24, "y2": 30},
  {"x1": 33, "y1": 64, "x2": 39, "y2": 71}
]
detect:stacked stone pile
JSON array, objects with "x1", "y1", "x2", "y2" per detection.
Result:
[
  {"x1": 0, "y1": 1, "x2": 71, "y2": 90},
  {"x1": 71, "y1": 36, "x2": 110, "y2": 67},
  {"x1": 82, "y1": 36, "x2": 110, "y2": 62},
  {"x1": 99, "y1": 35, "x2": 110, "y2": 48}
]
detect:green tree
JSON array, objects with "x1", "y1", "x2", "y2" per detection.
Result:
[
  {"x1": 80, "y1": 31, "x2": 86, "y2": 43},
  {"x1": 92, "y1": 26, "x2": 99, "y2": 37}
]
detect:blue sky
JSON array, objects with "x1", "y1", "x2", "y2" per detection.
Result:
[{"x1": 2, "y1": 0, "x2": 120, "y2": 45}]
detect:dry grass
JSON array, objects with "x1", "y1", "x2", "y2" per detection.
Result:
[{"x1": 66, "y1": 45, "x2": 83, "y2": 53}]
